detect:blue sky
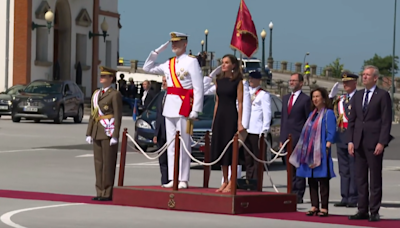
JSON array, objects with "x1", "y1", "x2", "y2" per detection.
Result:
[{"x1": 118, "y1": 0, "x2": 398, "y2": 74}]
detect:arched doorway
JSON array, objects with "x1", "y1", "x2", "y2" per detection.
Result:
[{"x1": 53, "y1": 0, "x2": 71, "y2": 81}]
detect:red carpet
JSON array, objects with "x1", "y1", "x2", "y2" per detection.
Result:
[
  {"x1": 241, "y1": 212, "x2": 400, "y2": 228},
  {"x1": 0, "y1": 189, "x2": 399, "y2": 227}
]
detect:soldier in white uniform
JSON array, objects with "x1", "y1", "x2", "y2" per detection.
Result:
[
  {"x1": 143, "y1": 32, "x2": 204, "y2": 189},
  {"x1": 244, "y1": 71, "x2": 271, "y2": 180}
]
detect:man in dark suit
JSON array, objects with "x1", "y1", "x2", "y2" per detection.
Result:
[
  {"x1": 279, "y1": 73, "x2": 311, "y2": 203},
  {"x1": 153, "y1": 76, "x2": 168, "y2": 185},
  {"x1": 331, "y1": 73, "x2": 359, "y2": 208},
  {"x1": 141, "y1": 80, "x2": 156, "y2": 110},
  {"x1": 348, "y1": 65, "x2": 393, "y2": 222}
]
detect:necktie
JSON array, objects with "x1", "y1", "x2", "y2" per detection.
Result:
[
  {"x1": 162, "y1": 92, "x2": 166, "y2": 107},
  {"x1": 363, "y1": 90, "x2": 370, "y2": 113},
  {"x1": 288, "y1": 93, "x2": 294, "y2": 114}
]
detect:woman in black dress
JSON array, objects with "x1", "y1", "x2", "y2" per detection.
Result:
[{"x1": 211, "y1": 54, "x2": 244, "y2": 193}]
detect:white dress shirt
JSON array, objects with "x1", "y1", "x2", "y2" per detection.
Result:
[
  {"x1": 362, "y1": 85, "x2": 376, "y2": 105},
  {"x1": 288, "y1": 90, "x2": 302, "y2": 106},
  {"x1": 247, "y1": 86, "x2": 272, "y2": 135},
  {"x1": 142, "y1": 90, "x2": 148, "y2": 105}
]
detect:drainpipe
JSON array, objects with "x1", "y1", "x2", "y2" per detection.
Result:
[{"x1": 4, "y1": 0, "x2": 10, "y2": 90}]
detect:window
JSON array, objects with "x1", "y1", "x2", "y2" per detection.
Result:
[
  {"x1": 272, "y1": 95, "x2": 282, "y2": 113},
  {"x1": 270, "y1": 97, "x2": 278, "y2": 115},
  {"x1": 197, "y1": 95, "x2": 215, "y2": 120},
  {"x1": 35, "y1": 28, "x2": 48, "y2": 62},
  {"x1": 245, "y1": 62, "x2": 261, "y2": 69},
  {"x1": 148, "y1": 91, "x2": 164, "y2": 112},
  {"x1": 106, "y1": 40, "x2": 112, "y2": 67},
  {"x1": 64, "y1": 84, "x2": 70, "y2": 94},
  {"x1": 24, "y1": 81, "x2": 62, "y2": 94},
  {"x1": 76, "y1": 34, "x2": 87, "y2": 66}
]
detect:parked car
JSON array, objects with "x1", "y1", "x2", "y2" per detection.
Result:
[
  {"x1": 0, "y1": 84, "x2": 25, "y2": 118},
  {"x1": 11, "y1": 80, "x2": 84, "y2": 123},
  {"x1": 134, "y1": 90, "x2": 285, "y2": 165},
  {"x1": 239, "y1": 57, "x2": 272, "y2": 84}
]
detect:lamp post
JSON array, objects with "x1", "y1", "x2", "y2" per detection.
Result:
[
  {"x1": 303, "y1": 52, "x2": 310, "y2": 70},
  {"x1": 261, "y1": 29, "x2": 267, "y2": 74},
  {"x1": 201, "y1": 40, "x2": 204, "y2": 52},
  {"x1": 204, "y1": 29, "x2": 209, "y2": 53},
  {"x1": 391, "y1": 0, "x2": 397, "y2": 121},
  {"x1": 89, "y1": 17, "x2": 109, "y2": 42},
  {"x1": 32, "y1": 9, "x2": 54, "y2": 33},
  {"x1": 267, "y1": 22, "x2": 274, "y2": 69}
]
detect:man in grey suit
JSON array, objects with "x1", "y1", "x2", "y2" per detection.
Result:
[
  {"x1": 279, "y1": 73, "x2": 311, "y2": 204},
  {"x1": 153, "y1": 76, "x2": 168, "y2": 185}
]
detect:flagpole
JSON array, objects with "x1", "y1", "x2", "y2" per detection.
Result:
[{"x1": 239, "y1": 53, "x2": 243, "y2": 76}]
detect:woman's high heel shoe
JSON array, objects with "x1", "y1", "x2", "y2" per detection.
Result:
[
  {"x1": 305, "y1": 209, "x2": 320, "y2": 216},
  {"x1": 318, "y1": 211, "x2": 329, "y2": 217}
]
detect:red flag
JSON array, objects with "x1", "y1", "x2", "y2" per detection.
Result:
[{"x1": 230, "y1": 0, "x2": 258, "y2": 58}]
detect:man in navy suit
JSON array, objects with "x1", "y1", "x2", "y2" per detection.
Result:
[
  {"x1": 348, "y1": 65, "x2": 393, "y2": 222},
  {"x1": 153, "y1": 76, "x2": 168, "y2": 185},
  {"x1": 279, "y1": 73, "x2": 311, "y2": 203}
]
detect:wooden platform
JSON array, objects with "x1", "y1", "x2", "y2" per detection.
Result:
[{"x1": 112, "y1": 186, "x2": 297, "y2": 214}]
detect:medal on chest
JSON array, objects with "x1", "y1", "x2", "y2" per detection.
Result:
[{"x1": 251, "y1": 88, "x2": 263, "y2": 102}]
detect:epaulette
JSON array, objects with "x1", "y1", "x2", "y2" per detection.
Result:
[{"x1": 189, "y1": 55, "x2": 196, "y2": 58}]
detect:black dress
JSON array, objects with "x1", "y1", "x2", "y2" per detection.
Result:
[{"x1": 211, "y1": 77, "x2": 242, "y2": 166}]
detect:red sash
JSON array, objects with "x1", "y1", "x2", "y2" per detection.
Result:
[
  {"x1": 251, "y1": 88, "x2": 263, "y2": 102},
  {"x1": 168, "y1": 57, "x2": 193, "y2": 117}
]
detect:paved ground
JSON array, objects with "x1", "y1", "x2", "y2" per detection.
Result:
[{"x1": 0, "y1": 115, "x2": 399, "y2": 228}]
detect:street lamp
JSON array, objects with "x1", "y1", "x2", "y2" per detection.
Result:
[
  {"x1": 89, "y1": 17, "x2": 109, "y2": 42},
  {"x1": 260, "y1": 29, "x2": 267, "y2": 74},
  {"x1": 303, "y1": 52, "x2": 310, "y2": 70},
  {"x1": 391, "y1": 0, "x2": 397, "y2": 121},
  {"x1": 267, "y1": 22, "x2": 274, "y2": 69},
  {"x1": 204, "y1": 29, "x2": 209, "y2": 52},
  {"x1": 32, "y1": 9, "x2": 54, "y2": 33},
  {"x1": 201, "y1": 40, "x2": 204, "y2": 52}
]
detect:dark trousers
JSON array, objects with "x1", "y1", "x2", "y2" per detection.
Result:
[
  {"x1": 244, "y1": 133, "x2": 260, "y2": 180},
  {"x1": 355, "y1": 141, "x2": 383, "y2": 214},
  {"x1": 308, "y1": 177, "x2": 330, "y2": 209},
  {"x1": 336, "y1": 145, "x2": 358, "y2": 204},
  {"x1": 157, "y1": 137, "x2": 168, "y2": 185},
  {"x1": 291, "y1": 165, "x2": 306, "y2": 200}
]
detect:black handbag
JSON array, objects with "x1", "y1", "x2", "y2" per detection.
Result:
[{"x1": 236, "y1": 178, "x2": 258, "y2": 191}]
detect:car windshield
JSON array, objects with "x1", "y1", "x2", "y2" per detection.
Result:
[
  {"x1": 23, "y1": 81, "x2": 62, "y2": 94},
  {"x1": 246, "y1": 62, "x2": 261, "y2": 68},
  {"x1": 197, "y1": 95, "x2": 215, "y2": 120}
]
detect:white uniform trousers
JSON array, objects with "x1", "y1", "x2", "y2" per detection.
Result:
[
  {"x1": 221, "y1": 165, "x2": 243, "y2": 184},
  {"x1": 165, "y1": 117, "x2": 191, "y2": 182}
]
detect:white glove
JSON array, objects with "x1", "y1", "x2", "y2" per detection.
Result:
[
  {"x1": 329, "y1": 82, "x2": 339, "y2": 99},
  {"x1": 260, "y1": 130, "x2": 268, "y2": 138},
  {"x1": 209, "y1": 65, "x2": 222, "y2": 79},
  {"x1": 155, "y1": 41, "x2": 170, "y2": 54},
  {"x1": 189, "y1": 111, "x2": 198, "y2": 119},
  {"x1": 86, "y1": 136, "x2": 92, "y2": 144},
  {"x1": 110, "y1": 138, "x2": 118, "y2": 146}
]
